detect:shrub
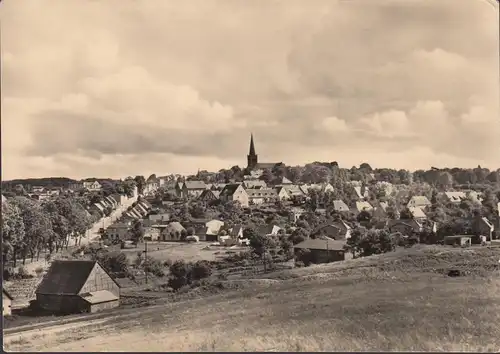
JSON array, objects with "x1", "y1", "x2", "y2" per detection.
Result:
[
  {"x1": 295, "y1": 261, "x2": 305, "y2": 268},
  {"x1": 144, "y1": 256, "x2": 165, "y2": 277},
  {"x1": 163, "y1": 259, "x2": 173, "y2": 268},
  {"x1": 191, "y1": 260, "x2": 212, "y2": 280}
]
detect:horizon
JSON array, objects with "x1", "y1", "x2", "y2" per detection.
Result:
[{"x1": 2, "y1": 0, "x2": 499, "y2": 180}]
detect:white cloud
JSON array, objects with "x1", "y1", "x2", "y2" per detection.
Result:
[{"x1": 1, "y1": 0, "x2": 498, "y2": 179}]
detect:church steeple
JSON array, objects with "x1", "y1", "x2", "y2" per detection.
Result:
[
  {"x1": 247, "y1": 133, "x2": 258, "y2": 170},
  {"x1": 249, "y1": 133, "x2": 256, "y2": 155}
]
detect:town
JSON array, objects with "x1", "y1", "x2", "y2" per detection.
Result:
[
  {"x1": 3, "y1": 0, "x2": 499, "y2": 351},
  {"x1": 3, "y1": 135, "x2": 500, "y2": 330}
]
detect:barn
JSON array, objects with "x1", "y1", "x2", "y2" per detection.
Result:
[
  {"x1": 35, "y1": 260, "x2": 121, "y2": 314},
  {"x1": 3, "y1": 288, "x2": 14, "y2": 316}
]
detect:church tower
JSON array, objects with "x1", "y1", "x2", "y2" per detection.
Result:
[{"x1": 247, "y1": 133, "x2": 258, "y2": 170}]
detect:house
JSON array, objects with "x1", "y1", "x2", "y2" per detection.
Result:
[
  {"x1": 212, "y1": 183, "x2": 227, "y2": 191},
  {"x1": 3, "y1": 288, "x2": 14, "y2": 316},
  {"x1": 35, "y1": 260, "x2": 120, "y2": 314},
  {"x1": 331, "y1": 200, "x2": 350, "y2": 213},
  {"x1": 312, "y1": 221, "x2": 352, "y2": 240},
  {"x1": 300, "y1": 183, "x2": 334, "y2": 194},
  {"x1": 148, "y1": 213, "x2": 171, "y2": 224},
  {"x1": 409, "y1": 206, "x2": 427, "y2": 221},
  {"x1": 243, "y1": 180, "x2": 267, "y2": 189},
  {"x1": 289, "y1": 207, "x2": 306, "y2": 223},
  {"x1": 387, "y1": 219, "x2": 422, "y2": 235},
  {"x1": 293, "y1": 238, "x2": 347, "y2": 263},
  {"x1": 219, "y1": 183, "x2": 249, "y2": 207},
  {"x1": 471, "y1": 216, "x2": 495, "y2": 241},
  {"x1": 144, "y1": 176, "x2": 160, "y2": 195},
  {"x1": 280, "y1": 176, "x2": 293, "y2": 185},
  {"x1": 174, "y1": 182, "x2": 184, "y2": 198},
  {"x1": 83, "y1": 181, "x2": 102, "y2": 192},
  {"x1": 69, "y1": 182, "x2": 85, "y2": 191},
  {"x1": 105, "y1": 196, "x2": 118, "y2": 208},
  {"x1": 281, "y1": 185, "x2": 306, "y2": 198},
  {"x1": 32, "y1": 186, "x2": 45, "y2": 193},
  {"x1": 205, "y1": 220, "x2": 225, "y2": 242},
  {"x1": 257, "y1": 224, "x2": 281, "y2": 237},
  {"x1": 444, "y1": 235, "x2": 472, "y2": 247},
  {"x1": 230, "y1": 225, "x2": 244, "y2": 239},
  {"x1": 182, "y1": 180, "x2": 207, "y2": 198},
  {"x1": 198, "y1": 189, "x2": 220, "y2": 202},
  {"x1": 407, "y1": 196, "x2": 431, "y2": 209},
  {"x1": 247, "y1": 188, "x2": 278, "y2": 205},
  {"x1": 89, "y1": 203, "x2": 105, "y2": 216},
  {"x1": 443, "y1": 191, "x2": 466, "y2": 204},
  {"x1": 160, "y1": 222, "x2": 186, "y2": 241},
  {"x1": 105, "y1": 223, "x2": 131, "y2": 242},
  {"x1": 355, "y1": 201, "x2": 373, "y2": 213},
  {"x1": 143, "y1": 227, "x2": 160, "y2": 242},
  {"x1": 275, "y1": 186, "x2": 290, "y2": 201},
  {"x1": 110, "y1": 193, "x2": 126, "y2": 206}
]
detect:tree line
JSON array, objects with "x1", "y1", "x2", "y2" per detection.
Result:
[{"x1": 2, "y1": 195, "x2": 103, "y2": 268}]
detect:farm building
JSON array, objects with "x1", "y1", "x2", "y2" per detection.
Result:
[
  {"x1": 3, "y1": 288, "x2": 14, "y2": 316},
  {"x1": 35, "y1": 260, "x2": 121, "y2": 314},
  {"x1": 444, "y1": 235, "x2": 472, "y2": 247},
  {"x1": 294, "y1": 238, "x2": 347, "y2": 263}
]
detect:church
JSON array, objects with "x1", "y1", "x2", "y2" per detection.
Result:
[{"x1": 246, "y1": 133, "x2": 281, "y2": 171}]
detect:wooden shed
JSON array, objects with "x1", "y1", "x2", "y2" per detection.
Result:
[
  {"x1": 444, "y1": 235, "x2": 472, "y2": 247},
  {"x1": 294, "y1": 238, "x2": 347, "y2": 264},
  {"x1": 35, "y1": 260, "x2": 121, "y2": 314},
  {"x1": 3, "y1": 288, "x2": 14, "y2": 316}
]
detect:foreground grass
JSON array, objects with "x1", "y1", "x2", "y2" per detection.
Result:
[{"x1": 5, "y1": 246, "x2": 500, "y2": 352}]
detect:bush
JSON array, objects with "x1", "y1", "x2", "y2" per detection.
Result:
[
  {"x1": 163, "y1": 259, "x2": 173, "y2": 268},
  {"x1": 144, "y1": 256, "x2": 165, "y2": 277},
  {"x1": 295, "y1": 261, "x2": 305, "y2": 268},
  {"x1": 191, "y1": 260, "x2": 212, "y2": 280}
]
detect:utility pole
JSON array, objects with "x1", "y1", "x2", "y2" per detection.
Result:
[{"x1": 144, "y1": 241, "x2": 148, "y2": 284}]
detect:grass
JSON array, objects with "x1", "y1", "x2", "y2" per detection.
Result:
[{"x1": 4, "y1": 245, "x2": 500, "y2": 352}]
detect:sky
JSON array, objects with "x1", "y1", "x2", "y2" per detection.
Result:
[{"x1": 1, "y1": 0, "x2": 499, "y2": 180}]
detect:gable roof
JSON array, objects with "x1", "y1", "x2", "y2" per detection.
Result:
[
  {"x1": 408, "y1": 196, "x2": 431, "y2": 206},
  {"x1": 409, "y1": 206, "x2": 427, "y2": 219},
  {"x1": 230, "y1": 225, "x2": 243, "y2": 237},
  {"x1": 481, "y1": 217, "x2": 494, "y2": 229},
  {"x1": 444, "y1": 191, "x2": 466, "y2": 202},
  {"x1": 332, "y1": 200, "x2": 350, "y2": 211},
  {"x1": 165, "y1": 222, "x2": 186, "y2": 233},
  {"x1": 281, "y1": 176, "x2": 293, "y2": 184},
  {"x1": 356, "y1": 201, "x2": 373, "y2": 212},
  {"x1": 257, "y1": 224, "x2": 281, "y2": 235},
  {"x1": 184, "y1": 180, "x2": 207, "y2": 190},
  {"x1": 36, "y1": 260, "x2": 98, "y2": 295},
  {"x1": 294, "y1": 238, "x2": 346, "y2": 251},
  {"x1": 220, "y1": 183, "x2": 242, "y2": 197}
]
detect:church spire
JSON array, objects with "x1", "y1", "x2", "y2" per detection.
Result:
[{"x1": 249, "y1": 133, "x2": 256, "y2": 156}]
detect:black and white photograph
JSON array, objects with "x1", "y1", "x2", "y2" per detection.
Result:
[{"x1": 2, "y1": 0, "x2": 499, "y2": 351}]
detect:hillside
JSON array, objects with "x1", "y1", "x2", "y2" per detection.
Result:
[{"x1": 4, "y1": 246, "x2": 500, "y2": 352}]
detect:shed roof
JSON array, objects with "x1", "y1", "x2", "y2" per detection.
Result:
[{"x1": 80, "y1": 290, "x2": 119, "y2": 304}]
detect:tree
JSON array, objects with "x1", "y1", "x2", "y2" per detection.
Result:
[
  {"x1": 249, "y1": 234, "x2": 277, "y2": 272},
  {"x1": 399, "y1": 207, "x2": 414, "y2": 220},
  {"x1": 357, "y1": 210, "x2": 372, "y2": 222},
  {"x1": 134, "y1": 175, "x2": 146, "y2": 195},
  {"x1": 130, "y1": 220, "x2": 145, "y2": 244},
  {"x1": 191, "y1": 260, "x2": 212, "y2": 280},
  {"x1": 2, "y1": 202, "x2": 26, "y2": 267},
  {"x1": 168, "y1": 260, "x2": 192, "y2": 290}
]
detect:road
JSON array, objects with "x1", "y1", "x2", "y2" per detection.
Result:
[{"x1": 22, "y1": 195, "x2": 139, "y2": 275}]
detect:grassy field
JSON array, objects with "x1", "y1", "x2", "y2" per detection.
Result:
[
  {"x1": 117, "y1": 242, "x2": 249, "y2": 263},
  {"x1": 4, "y1": 245, "x2": 500, "y2": 352}
]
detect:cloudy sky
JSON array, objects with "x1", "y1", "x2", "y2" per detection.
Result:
[{"x1": 2, "y1": 0, "x2": 499, "y2": 180}]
